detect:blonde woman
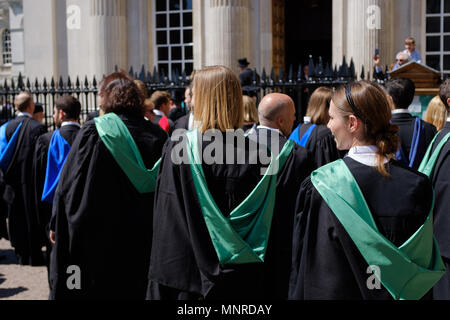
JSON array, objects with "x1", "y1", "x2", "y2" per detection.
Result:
[
  {"x1": 289, "y1": 86, "x2": 340, "y2": 167},
  {"x1": 425, "y1": 96, "x2": 447, "y2": 131},
  {"x1": 242, "y1": 95, "x2": 258, "y2": 132},
  {"x1": 148, "y1": 66, "x2": 313, "y2": 300}
]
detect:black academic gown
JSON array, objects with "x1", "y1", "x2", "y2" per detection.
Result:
[
  {"x1": 289, "y1": 157, "x2": 433, "y2": 300},
  {"x1": 147, "y1": 128, "x2": 315, "y2": 300},
  {"x1": 2, "y1": 115, "x2": 46, "y2": 265},
  {"x1": 296, "y1": 123, "x2": 340, "y2": 168},
  {"x1": 174, "y1": 113, "x2": 190, "y2": 131},
  {"x1": 32, "y1": 123, "x2": 81, "y2": 270},
  {"x1": 391, "y1": 112, "x2": 436, "y2": 169},
  {"x1": 428, "y1": 121, "x2": 450, "y2": 300},
  {"x1": 85, "y1": 110, "x2": 100, "y2": 122},
  {"x1": 49, "y1": 113, "x2": 167, "y2": 300}
]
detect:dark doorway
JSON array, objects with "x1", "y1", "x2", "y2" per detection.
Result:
[{"x1": 285, "y1": 0, "x2": 332, "y2": 71}]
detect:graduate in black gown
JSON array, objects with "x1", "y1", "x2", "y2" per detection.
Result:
[
  {"x1": 289, "y1": 81, "x2": 444, "y2": 300},
  {"x1": 32, "y1": 95, "x2": 82, "y2": 271},
  {"x1": 49, "y1": 72, "x2": 167, "y2": 299},
  {"x1": 289, "y1": 87, "x2": 340, "y2": 168},
  {"x1": 246, "y1": 93, "x2": 315, "y2": 299},
  {"x1": 386, "y1": 78, "x2": 436, "y2": 170},
  {"x1": 1, "y1": 92, "x2": 47, "y2": 265},
  {"x1": 420, "y1": 78, "x2": 450, "y2": 300},
  {"x1": 147, "y1": 66, "x2": 314, "y2": 300}
]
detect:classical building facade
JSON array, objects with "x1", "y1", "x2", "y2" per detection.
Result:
[{"x1": 0, "y1": 0, "x2": 447, "y2": 82}]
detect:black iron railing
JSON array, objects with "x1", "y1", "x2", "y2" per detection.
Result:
[{"x1": 0, "y1": 56, "x2": 390, "y2": 129}]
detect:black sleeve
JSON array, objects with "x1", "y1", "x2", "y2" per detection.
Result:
[
  {"x1": 313, "y1": 134, "x2": 340, "y2": 168},
  {"x1": 32, "y1": 134, "x2": 52, "y2": 238},
  {"x1": 147, "y1": 139, "x2": 200, "y2": 299}
]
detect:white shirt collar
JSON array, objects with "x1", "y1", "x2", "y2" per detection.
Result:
[
  {"x1": 61, "y1": 121, "x2": 81, "y2": 128},
  {"x1": 153, "y1": 109, "x2": 165, "y2": 117},
  {"x1": 257, "y1": 125, "x2": 284, "y2": 137},
  {"x1": 391, "y1": 109, "x2": 411, "y2": 115},
  {"x1": 17, "y1": 111, "x2": 32, "y2": 118},
  {"x1": 346, "y1": 145, "x2": 389, "y2": 167},
  {"x1": 303, "y1": 116, "x2": 311, "y2": 124},
  {"x1": 447, "y1": 118, "x2": 450, "y2": 122},
  {"x1": 188, "y1": 113, "x2": 194, "y2": 131}
]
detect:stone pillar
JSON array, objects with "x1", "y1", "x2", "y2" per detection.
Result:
[
  {"x1": 333, "y1": 0, "x2": 395, "y2": 79},
  {"x1": 127, "y1": 0, "x2": 149, "y2": 74},
  {"x1": 23, "y1": 0, "x2": 67, "y2": 81},
  {"x1": 197, "y1": 0, "x2": 251, "y2": 74},
  {"x1": 258, "y1": 0, "x2": 272, "y2": 73},
  {"x1": 8, "y1": 1, "x2": 25, "y2": 78},
  {"x1": 67, "y1": 0, "x2": 127, "y2": 80},
  {"x1": 89, "y1": 0, "x2": 127, "y2": 78}
]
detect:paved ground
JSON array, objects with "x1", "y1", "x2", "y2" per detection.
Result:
[{"x1": 0, "y1": 239, "x2": 49, "y2": 300}]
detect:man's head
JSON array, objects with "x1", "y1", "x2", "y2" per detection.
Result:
[
  {"x1": 33, "y1": 103, "x2": 44, "y2": 124},
  {"x1": 143, "y1": 98, "x2": 155, "y2": 122},
  {"x1": 14, "y1": 91, "x2": 34, "y2": 114},
  {"x1": 150, "y1": 91, "x2": 171, "y2": 116},
  {"x1": 53, "y1": 95, "x2": 81, "y2": 128},
  {"x1": 439, "y1": 78, "x2": 450, "y2": 114},
  {"x1": 385, "y1": 78, "x2": 416, "y2": 110},
  {"x1": 405, "y1": 37, "x2": 416, "y2": 53},
  {"x1": 258, "y1": 93, "x2": 296, "y2": 137},
  {"x1": 238, "y1": 58, "x2": 250, "y2": 70},
  {"x1": 396, "y1": 51, "x2": 411, "y2": 67}
]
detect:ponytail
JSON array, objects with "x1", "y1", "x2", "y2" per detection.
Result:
[{"x1": 373, "y1": 124, "x2": 399, "y2": 177}]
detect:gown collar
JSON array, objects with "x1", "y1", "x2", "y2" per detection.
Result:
[{"x1": 346, "y1": 145, "x2": 389, "y2": 167}]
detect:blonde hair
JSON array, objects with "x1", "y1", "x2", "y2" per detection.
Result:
[
  {"x1": 306, "y1": 87, "x2": 332, "y2": 125},
  {"x1": 193, "y1": 66, "x2": 243, "y2": 132},
  {"x1": 243, "y1": 95, "x2": 258, "y2": 124},
  {"x1": 405, "y1": 37, "x2": 415, "y2": 45},
  {"x1": 425, "y1": 96, "x2": 447, "y2": 131}
]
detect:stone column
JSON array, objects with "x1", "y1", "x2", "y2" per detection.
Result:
[
  {"x1": 333, "y1": 0, "x2": 395, "y2": 79},
  {"x1": 197, "y1": 0, "x2": 251, "y2": 74},
  {"x1": 8, "y1": 0, "x2": 25, "y2": 78},
  {"x1": 127, "y1": 0, "x2": 149, "y2": 74},
  {"x1": 23, "y1": 0, "x2": 67, "y2": 81},
  {"x1": 67, "y1": 0, "x2": 127, "y2": 80},
  {"x1": 89, "y1": 0, "x2": 127, "y2": 78}
]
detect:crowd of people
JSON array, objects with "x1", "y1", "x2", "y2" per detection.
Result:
[{"x1": 1, "y1": 64, "x2": 450, "y2": 300}]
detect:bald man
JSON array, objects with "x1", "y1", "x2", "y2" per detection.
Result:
[
  {"x1": 1, "y1": 91, "x2": 47, "y2": 265},
  {"x1": 247, "y1": 93, "x2": 315, "y2": 299}
]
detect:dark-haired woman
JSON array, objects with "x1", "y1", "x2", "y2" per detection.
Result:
[
  {"x1": 289, "y1": 87, "x2": 340, "y2": 168},
  {"x1": 49, "y1": 72, "x2": 167, "y2": 299},
  {"x1": 289, "y1": 81, "x2": 444, "y2": 300}
]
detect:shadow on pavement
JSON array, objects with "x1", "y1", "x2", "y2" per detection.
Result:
[
  {"x1": 0, "y1": 287, "x2": 29, "y2": 299},
  {"x1": 0, "y1": 247, "x2": 18, "y2": 265}
]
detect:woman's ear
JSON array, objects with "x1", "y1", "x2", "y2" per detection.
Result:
[{"x1": 347, "y1": 115, "x2": 359, "y2": 133}]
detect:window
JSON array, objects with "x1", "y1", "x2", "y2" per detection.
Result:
[
  {"x1": 155, "y1": 0, "x2": 193, "y2": 78},
  {"x1": 2, "y1": 29, "x2": 11, "y2": 65},
  {"x1": 425, "y1": 0, "x2": 450, "y2": 77}
]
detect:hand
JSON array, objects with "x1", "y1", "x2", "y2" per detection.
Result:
[
  {"x1": 373, "y1": 55, "x2": 381, "y2": 66},
  {"x1": 50, "y1": 231, "x2": 56, "y2": 244}
]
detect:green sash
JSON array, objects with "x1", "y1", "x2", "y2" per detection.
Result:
[
  {"x1": 94, "y1": 113, "x2": 161, "y2": 194},
  {"x1": 186, "y1": 130, "x2": 294, "y2": 266},
  {"x1": 418, "y1": 131, "x2": 450, "y2": 178},
  {"x1": 311, "y1": 160, "x2": 445, "y2": 300}
]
